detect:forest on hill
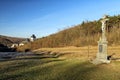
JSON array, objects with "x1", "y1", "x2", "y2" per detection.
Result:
[{"x1": 18, "y1": 15, "x2": 120, "y2": 51}]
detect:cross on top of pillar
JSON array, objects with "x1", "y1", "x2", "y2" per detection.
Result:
[
  {"x1": 102, "y1": 15, "x2": 108, "y2": 19},
  {"x1": 101, "y1": 15, "x2": 109, "y2": 32},
  {"x1": 100, "y1": 15, "x2": 109, "y2": 41}
]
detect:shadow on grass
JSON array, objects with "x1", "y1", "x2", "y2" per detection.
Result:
[
  {"x1": 1, "y1": 59, "x2": 118, "y2": 80},
  {"x1": 1, "y1": 52, "x2": 118, "y2": 80},
  {"x1": 111, "y1": 58, "x2": 120, "y2": 60},
  {"x1": 0, "y1": 60, "x2": 100, "y2": 80},
  {"x1": 0, "y1": 53, "x2": 60, "y2": 62},
  {"x1": 52, "y1": 61, "x2": 98, "y2": 80},
  {"x1": 0, "y1": 58, "x2": 65, "y2": 80}
]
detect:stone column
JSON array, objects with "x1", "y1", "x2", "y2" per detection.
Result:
[{"x1": 92, "y1": 15, "x2": 110, "y2": 64}]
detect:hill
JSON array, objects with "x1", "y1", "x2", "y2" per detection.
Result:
[
  {"x1": 0, "y1": 35, "x2": 25, "y2": 52},
  {"x1": 0, "y1": 35, "x2": 25, "y2": 47},
  {"x1": 18, "y1": 15, "x2": 120, "y2": 51}
]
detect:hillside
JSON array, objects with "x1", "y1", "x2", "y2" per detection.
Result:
[
  {"x1": 0, "y1": 35, "x2": 25, "y2": 52},
  {"x1": 18, "y1": 15, "x2": 120, "y2": 51},
  {"x1": 0, "y1": 35, "x2": 25, "y2": 47}
]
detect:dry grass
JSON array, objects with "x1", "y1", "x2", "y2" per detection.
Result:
[{"x1": 34, "y1": 45, "x2": 120, "y2": 59}]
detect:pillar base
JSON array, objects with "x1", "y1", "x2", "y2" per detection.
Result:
[{"x1": 91, "y1": 58, "x2": 110, "y2": 65}]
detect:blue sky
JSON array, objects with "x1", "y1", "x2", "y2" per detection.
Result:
[{"x1": 0, "y1": 0, "x2": 120, "y2": 38}]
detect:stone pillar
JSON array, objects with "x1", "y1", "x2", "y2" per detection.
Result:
[
  {"x1": 97, "y1": 38, "x2": 108, "y2": 60},
  {"x1": 92, "y1": 15, "x2": 110, "y2": 64}
]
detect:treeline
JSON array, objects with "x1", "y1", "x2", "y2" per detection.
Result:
[{"x1": 17, "y1": 15, "x2": 120, "y2": 51}]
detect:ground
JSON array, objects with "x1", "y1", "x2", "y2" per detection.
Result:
[{"x1": 0, "y1": 46, "x2": 120, "y2": 80}]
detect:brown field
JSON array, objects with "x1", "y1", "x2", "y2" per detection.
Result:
[{"x1": 34, "y1": 45, "x2": 120, "y2": 60}]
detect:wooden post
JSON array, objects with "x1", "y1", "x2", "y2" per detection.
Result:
[{"x1": 87, "y1": 31, "x2": 90, "y2": 59}]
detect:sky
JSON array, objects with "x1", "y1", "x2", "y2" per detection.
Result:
[{"x1": 0, "y1": 0, "x2": 120, "y2": 38}]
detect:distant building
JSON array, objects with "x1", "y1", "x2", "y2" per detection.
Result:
[
  {"x1": 11, "y1": 43, "x2": 19, "y2": 48},
  {"x1": 19, "y1": 39, "x2": 30, "y2": 47},
  {"x1": 11, "y1": 41, "x2": 27, "y2": 48},
  {"x1": 30, "y1": 34, "x2": 36, "y2": 42},
  {"x1": 11, "y1": 34, "x2": 37, "y2": 48},
  {"x1": 19, "y1": 43, "x2": 24, "y2": 46}
]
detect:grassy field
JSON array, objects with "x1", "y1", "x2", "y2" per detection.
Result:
[{"x1": 1, "y1": 46, "x2": 120, "y2": 80}]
